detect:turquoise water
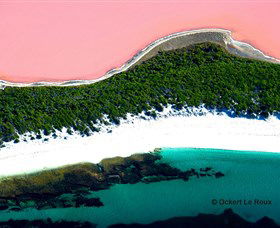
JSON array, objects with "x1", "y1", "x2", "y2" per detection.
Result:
[{"x1": 1, "y1": 148, "x2": 280, "y2": 227}]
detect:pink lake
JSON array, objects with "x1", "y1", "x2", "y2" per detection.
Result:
[{"x1": 0, "y1": 1, "x2": 279, "y2": 83}]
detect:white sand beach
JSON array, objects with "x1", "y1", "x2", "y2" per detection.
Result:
[{"x1": 0, "y1": 107, "x2": 279, "y2": 177}]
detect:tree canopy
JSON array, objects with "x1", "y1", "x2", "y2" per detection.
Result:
[{"x1": 1, "y1": 43, "x2": 279, "y2": 144}]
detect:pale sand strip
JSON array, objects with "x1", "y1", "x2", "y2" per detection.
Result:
[
  {"x1": 0, "y1": 107, "x2": 279, "y2": 177},
  {"x1": 1, "y1": 28, "x2": 279, "y2": 88}
]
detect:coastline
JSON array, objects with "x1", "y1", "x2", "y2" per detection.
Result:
[
  {"x1": 0, "y1": 147, "x2": 280, "y2": 226},
  {"x1": 0, "y1": 106, "x2": 279, "y2": 178},
  {"x1": 1, "y1": 28, "x2": 279, "y2": 88}
]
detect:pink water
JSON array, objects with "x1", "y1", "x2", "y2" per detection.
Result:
[{"x1": 0, "y1": 1, "x2": 279, "y2": 83}]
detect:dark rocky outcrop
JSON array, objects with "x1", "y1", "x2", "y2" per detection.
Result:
[
  {"x1": 0, "y1": 209, "x2": 278, "y2": 227},
  {"x1": 0, "y1": 219, "x2": 96, "y2": 228},
  {"x1": 109, "y1": 209, "x2": 280, "y2": 228},
  {"x1": 0, "y1": 152, "x2": 224, "y2": 211}
]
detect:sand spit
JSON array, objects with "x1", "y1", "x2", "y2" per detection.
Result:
[
  {"x1": 0, "y1": 106, "x2": 279, "y2": 177},
  {"x1": 0, "y1": 28, "x2": 279, "y2": 89}
]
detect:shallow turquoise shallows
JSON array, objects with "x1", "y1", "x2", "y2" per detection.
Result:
[{"x1": 1, "y1": 148, "x2": 280, "y2": 228}]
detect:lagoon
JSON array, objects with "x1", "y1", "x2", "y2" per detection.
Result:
[{"x1": 0, "y1": 148, "x2": 279, "y2": 227}]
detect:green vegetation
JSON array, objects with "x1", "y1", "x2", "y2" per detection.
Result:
[
  {"x1": 0, "y1": 43, "x2": 280, "y2": 143},
  {"x1": 0, "y1": 163, "x2": 99, "y2": 197},
  {"x1": 100, "y1": 153, "x2": 160, "y2": 173}
]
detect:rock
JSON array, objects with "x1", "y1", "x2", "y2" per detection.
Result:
[
  {"x1": 200, "y1": 167, "x2": 212, "y2": 172},
  {"x1": 215, "y1": 171, "x2": 225, "y2": 178},
  {"x1": 83, "y1": 198, "x2": 104, "y2": 207},
  {"x1": 0, "y1": 205, "x2": 8, "y2": 210},
  {"x1": 75, "y1": 196, "x2": 103, "y2": 207},
  {"x1": 9, "y1": 207, "x2": 21, "y2": 211},
  {"x1": 107, "y1": 175, "x2": 121, "y2": 184}
]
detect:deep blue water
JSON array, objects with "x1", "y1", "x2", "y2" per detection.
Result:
[{"x1": 1, "y1": 148, "x2": 280, "y2": 227}]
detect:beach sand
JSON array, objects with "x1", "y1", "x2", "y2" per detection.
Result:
[{"x1": 0, "y1": 107, "x2": 279, "y2": 177}]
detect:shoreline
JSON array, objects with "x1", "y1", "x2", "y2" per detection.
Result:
[
  {"x1": 1, "y1": 28, "x2": 279, "y2": 88},
  {"x1": 0, "y1": 106, "x2": 279, "y2": 178}
]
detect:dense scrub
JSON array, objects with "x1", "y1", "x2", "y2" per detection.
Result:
[{"x1": 0, "y1": 43, "x2": 280, "y2": 143}]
